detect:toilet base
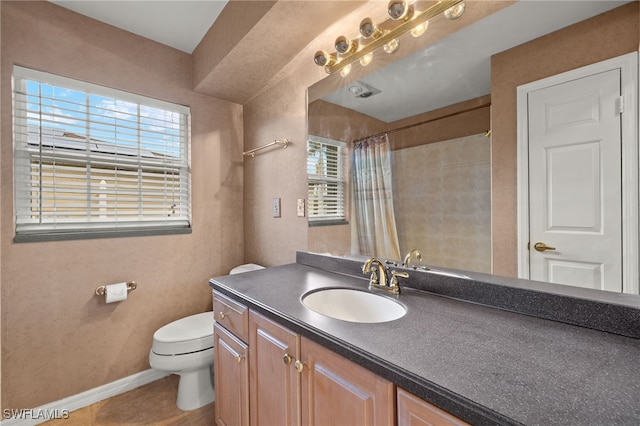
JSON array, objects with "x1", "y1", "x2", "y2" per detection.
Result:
[{"x1": 176, "y1": 366, "x2": 215, "y2": 411}]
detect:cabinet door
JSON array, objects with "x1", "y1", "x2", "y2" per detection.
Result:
[
  {"x1": 300, "y1": 336, "x2": 395, "y2": 426},
  {"x1": 397, "y1": 388, "x2": 469, "y2": 426},
  {"x1": 215, "y1": 325, "x2": 249, "y2": 426},
  {"x1": 249, "y1": 310, "x2": 301, "y2": 426}
]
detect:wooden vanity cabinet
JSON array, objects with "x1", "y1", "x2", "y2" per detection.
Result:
[
  {"x1": 214, "y1": 324, "x2": 249, "y2": 426},
  {"x1": 397, "y1": 388, "x2": 470, "y2": 426},
  {"x1": 246, "y1": 309, "x2": 394, "y2": 426},
  {"x1": 213, "y1": 290, "x2": 465, "y2": 426},
  {"x1": 300, "y1": 336, "x2": 395, "y2": 426},
  {"x1": 249, "y1": 310, "x2": 300, "y2": 426}
]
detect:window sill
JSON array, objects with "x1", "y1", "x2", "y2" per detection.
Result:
[
  {"x1": 308, "y1": 219, "x2": 349, "y2": 228},
  {"x1": 14, "y1": 225, "x2": 192, "y2": 243}
]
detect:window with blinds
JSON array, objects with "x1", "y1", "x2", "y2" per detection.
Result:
[
  {"x1": 12, "y1": 66, "x2": 191, "y2": 242},
  {"x1": 307, "y1": 136, "x2": 347, "y2": 224}
]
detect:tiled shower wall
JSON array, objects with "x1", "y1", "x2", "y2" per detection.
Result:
[{"x1": 392, "y1": 133, "x2": 491, "y2": 273}]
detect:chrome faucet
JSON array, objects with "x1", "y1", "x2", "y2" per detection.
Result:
[
  {"x1": 403, "y1": 249, "x2": 423, "y2": 268},
  {"x1": 362, "y1": 258, "x2": 407, "y2": 294}
]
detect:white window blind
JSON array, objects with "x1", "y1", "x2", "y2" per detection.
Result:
[
  {"x1": 307, "y1": 135, "x2": 347, "y2": 223},
  {"x1": 13, "y1": 66, "x2": 191, "y2": 241}
]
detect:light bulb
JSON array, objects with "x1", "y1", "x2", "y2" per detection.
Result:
[
  {"x1": 387, "y1": 0, "x2": 413, "y2": 20},
  {"x1": 410, "y1": 20, "x2": 429, "y2": 37},
  {"x1": 444, "y1": 1, "x2": 465, "y2": 20},
  {"x1": 359, "y1": 18, "x2": 382, "y2": 39},
  {"x1": 335, "y1": 36, "x2": 358, "y2": 55},
  {"x1": 383, "y1": 39, "x2": 399, "y2": 54},
  {"x1": 313, "y1": 50, "x2": 335, "y2": 67},
  {"x1": 340, "y1": 64, "x2": 352, "y2": 77},
  {"x1": 360, "y1": 52, "x2": 373, "y2": 67}
]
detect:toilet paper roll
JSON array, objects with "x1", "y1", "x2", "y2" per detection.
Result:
[{"x1": 105, "y1": 282, "x2": 128, "y2": 303}]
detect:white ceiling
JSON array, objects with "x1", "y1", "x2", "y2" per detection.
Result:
[
  {"x1": 50, "y1": 0, "x2": 228, "y2": 54},
  {"x1": 322, "y1": 1, "x2": 632, "y2": 123}
]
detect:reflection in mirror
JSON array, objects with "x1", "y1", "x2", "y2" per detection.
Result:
[
  {"x1": 306, "y1": 135, "x2": 348, "y2": 226},
  {"x1": 307, "y1": 0, "x2": 639, "y2": 294}
]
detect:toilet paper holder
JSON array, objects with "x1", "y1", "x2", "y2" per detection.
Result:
[{"x1": 95, "y1": 281, "x2": 137, "y2": 297}]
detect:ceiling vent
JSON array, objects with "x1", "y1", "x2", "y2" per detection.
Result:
[{"x1": 347, "y1": 81, "x2": 381, "y2": 99}]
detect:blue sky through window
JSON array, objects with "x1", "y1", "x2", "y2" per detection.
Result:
[{"x1": 25, "y1": 80, "x2": 182, "y2": 159}]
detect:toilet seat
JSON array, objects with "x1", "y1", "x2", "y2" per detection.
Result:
[{"x1": 152, "y1": 312, "x2": 214, "y2": 356}]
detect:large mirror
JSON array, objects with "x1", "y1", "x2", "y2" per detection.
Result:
[{"x1": 307, "y1": 0, "x2": 638, "y2": 294}]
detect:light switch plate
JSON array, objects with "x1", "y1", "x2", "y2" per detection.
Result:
[
  {"x1": 297, "y1": 199, "x2": 306, "y2": 217},
  {"x1": 272, "y1": 198, "x2": 281, "y2": 218}
]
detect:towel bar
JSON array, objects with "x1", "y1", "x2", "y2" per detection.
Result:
[{"x1": 243, "y1": 139, "x2": 290, "y2": 158}]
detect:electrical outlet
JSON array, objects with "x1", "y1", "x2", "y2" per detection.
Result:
[
  {"x1": 297, "y1": 199, "x2": 306, "y2": 217},
  {"x1": 272, "y1": 198, "x2": 281, "y2": 218}
]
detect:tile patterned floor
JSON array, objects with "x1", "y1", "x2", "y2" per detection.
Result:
[{"x1": 41, "y1": 375, "x2": 214, "y2": 425}]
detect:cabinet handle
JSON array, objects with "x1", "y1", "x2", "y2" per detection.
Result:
[
  {"x1": 294, "y1": 360, "x2": 304, "y2": 373},
  {"x1": 235, "y1": 355, "x2": 245, "y2": 363},
  {"x1": 218, "y1": 311, "x2": 228, "y2": 320},
  {"x1": 283, "y1": 353, "x2": 293, "y2": 365}
]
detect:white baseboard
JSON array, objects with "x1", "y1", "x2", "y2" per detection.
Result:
[{"x1": 1, "y1": 369, "x2": 169, "y2": 426}]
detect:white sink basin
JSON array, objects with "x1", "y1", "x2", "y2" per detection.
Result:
[{"x1": 302, "y1": 288, "x2": 406, "y2": 323}]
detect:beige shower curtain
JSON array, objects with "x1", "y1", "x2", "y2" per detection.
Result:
[{"x1": 351, "y1": 134, "x2": 401, "y2": 261}]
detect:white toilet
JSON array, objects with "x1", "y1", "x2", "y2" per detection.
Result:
[{"x1": 149, "y1": 263, "x2": 265, "y2": 411}]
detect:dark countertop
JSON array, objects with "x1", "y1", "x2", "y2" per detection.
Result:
[{"x1": 209, "y1": 261, "x2": 640, "y2": 425}]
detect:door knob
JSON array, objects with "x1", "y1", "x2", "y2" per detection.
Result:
[{"x1": 534, "y1": 242, "x2": 556, "y2": 252}]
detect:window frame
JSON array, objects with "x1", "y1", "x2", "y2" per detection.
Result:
[
  {"x1": 307, "y1": 135, "x2": 348, "y2": 226},
  {"x1": 12, "y1": 66, "x2": 192, "y2": 242}
]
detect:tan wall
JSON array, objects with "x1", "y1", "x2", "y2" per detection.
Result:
[
  {"x1": 393, "y1": 133, "x2": 491, "y2": 273},
  {"x1": 242, "y1": 68, "x2": 312, "y2": 266},
  {"x1": 491, "y1": 2, "x2": 639, "y2": 277},
  {"x1": 308, "y1": 99, "x2": 388, "y2": 143},
  {"x1": 1, "y1": 1, "x2": 244, "y2": 409},
  {"x1": 0, "y1": 0, "x2": 3, "y2": 401}
]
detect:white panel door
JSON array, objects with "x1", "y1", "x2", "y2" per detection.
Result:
[{"x1": 527, "y1": 69, "x2": 622, "y2": 292}]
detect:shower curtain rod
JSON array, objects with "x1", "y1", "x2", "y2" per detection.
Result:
[{"x1": 354, "y1": 101, "x2": 491, "y2": 143}]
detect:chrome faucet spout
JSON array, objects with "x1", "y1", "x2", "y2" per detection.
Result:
[{"x1": 403, "y1": 249, "x2": 422, "y2": 268}]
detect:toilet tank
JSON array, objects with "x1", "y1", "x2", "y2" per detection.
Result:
[{"x1": 229, "y1": 263, "x2": 265, "y2": 274}]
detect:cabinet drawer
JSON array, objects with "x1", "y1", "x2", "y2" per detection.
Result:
[{"x1": 213, "y1": 290, "x2": 248, "y2": 342}]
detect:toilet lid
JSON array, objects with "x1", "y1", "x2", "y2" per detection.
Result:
[{"x1": 152, "y1": 312, "x2": 214, "y2": 356}]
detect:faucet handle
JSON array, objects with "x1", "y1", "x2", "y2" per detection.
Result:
[
  {"x1": 390, "y1": 270, "x2": 409, "y2": 290},
  {"x1": 369, "y1": 267, "x2": 380, "y2": 285}
]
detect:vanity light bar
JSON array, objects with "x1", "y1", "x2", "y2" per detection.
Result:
[{"x1": 318, "y1": 0, "x2": 464, "y2": 75}]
